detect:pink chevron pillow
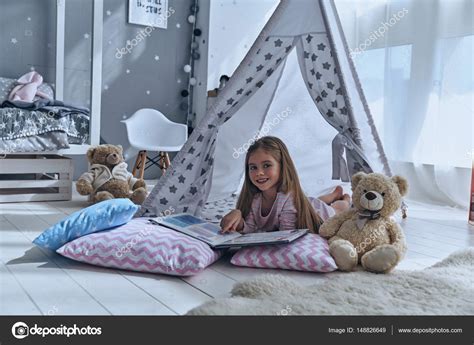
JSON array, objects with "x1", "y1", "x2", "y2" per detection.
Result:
[
  {"x1": 56, "y1": 217, "x2": 222, "y2": 276},
  {"x1": 230, "y1": 234, "x2": 337, "y2": 272}
]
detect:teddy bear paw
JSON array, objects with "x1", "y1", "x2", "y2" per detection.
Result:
[
  {"x1": 93, "y1": 191, "x2": 114, "y2": 203},
  {"x1": 131, "y1": 187, "x2": 147, "y2": 205},
  {"x1": 361, "y1": 245, "x2": 400, "y2": 273},
  {"x1": 76, "y1": 180, "x2": 93, "y2": 195},
  {"x1": 329, "y1": 240, "x2": 358, "y2": 271}
]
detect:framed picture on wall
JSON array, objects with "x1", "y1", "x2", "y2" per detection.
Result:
[{"x1": 128, "y1": 0, "x2": 170, "y2": 29}]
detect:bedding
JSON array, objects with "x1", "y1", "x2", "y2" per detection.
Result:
[{"x1": 0, "y1": 77, "x2": 89, "y2": 152}]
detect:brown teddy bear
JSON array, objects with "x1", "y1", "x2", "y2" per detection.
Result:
[
  {"x1": 76, "y1": 144, "x2": 147, "y2": 204},
  {"x1": 319, "y1": 172, "x2": 408, "y2": 273}
]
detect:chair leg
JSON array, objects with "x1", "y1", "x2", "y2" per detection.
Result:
[
  {"x1": 139, "y1": 151, "x2": 147, "y2": 180},
  {"x1": 132, "y1": 150, "x2": 147, "y2": 180},
  {"x1": 132, "y1": 152, "x2": 142, "y2": 178},
  {"x1": 159, "y1": 152, "x2": 171, "y2": 175}
]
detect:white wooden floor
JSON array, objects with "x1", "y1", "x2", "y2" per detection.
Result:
[{"x1": 1, "y1": 183, "x2": 473, "y2": 315}]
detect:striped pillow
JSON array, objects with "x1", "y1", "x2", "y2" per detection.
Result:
[
  {"x1": 57, "y1": 217, "x2": 223, "y2": 276},
  {"x1": 231, "y1": 234, "x2": 337, "y2": 272}
]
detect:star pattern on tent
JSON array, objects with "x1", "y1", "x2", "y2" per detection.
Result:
[
  {"x1": 224, "y1": 116, "x2": 231, "y2": 121},
  {"x1": 208, "y1": 158, "x2": 214, "y2": 166},
  {"x1": 169, "y1": 185, "x2": 177, "y2": 193},
  {"x1": 311, "y1": 53, "x2": 318, "y2": 61},
  {"x1": 340, "y1": 106, "x2": 348, "y2": 115},
  {"x1": 245, "y1": 90, "x2": 252, "y2": 96},
  {"x1": 276, "y1": 57, "x2": 282, "y2": 65},
  {"x1": 274, "y1": 39, "x2": 283, "y2": 47},
  {"x1": 264, "y1": 53, "x2": 273, "y2": 60},
  {"x1": 232, "y1": 101, "x2": 239, "y2": 108},
  {"x1": 179, "y1": 195, "x2": 185, "y2": 201},
  {"x1": 190, "y1": 187, "x2": 198, "y2": 195},
  {"x1": 304, "y1": 51, "x2": 310, "y2": 59},
  {"x1": 322, "y1": 62, "x2": 331, "y2": 70},
  {"x1": 306, "y1": 34, "x2": 313, "y2": 43},
  {"x1": 186, "y1": 163, "x2": 194, "y2": 170},
  {"x1": 334, "y1": 67, "x2": 338, "y2": 74},
  {"x1": 316, "y1": 72, "x2": 322, "y2": 80},
  {"x1": 227, "y1": 98, "x2": 234, "y2": 105},
  {"x1": 285, "y1": 45, "x2": 292, "y2": 53},
  {"x1": 336, "y1": 87, "x2": 343, "y2": 95},
  {"x1": 256, "y1": 65, "x2": 264, "y2": 72},
  {"x1": 208, "y1": 124, "x2": 215, "y2": 129},
  {"x1": 217, "y1": 111, "x2": 225, "y2": 118},
  {"x1": 308, "y1": 82, "x2": 313, "y2": 89},
  {"x1": 256, "y1": 81, "x2": 264, "y2": 88},
  {"x1": 236, "y1": 88, "x2": 244, "y2": 95},
  {"x1": 315, "y1": 96, "x2": 323, "y2": 103},
  {"x1": 181, "y1": 158, "x2": 186, "y2": 164},
  {"x1": 266, "y1": 68, "x2": 274, "y2": 77},
  {"x1": 321, "y1": 90, "x2": 328, "y2": 98},
  {"x1": 178, "y1": 175, "x2": 186, "y2": 183},
  {"x1": 327, "y1": 82, "x2": 335, "y2": 90},
  {"x1": 197, "y1": 134, "x2": 204, "y2": 141},
  {"x1": 183, "y1": 207, "x2": 188, "y2": 213},
  {"x1": 310, "y1": 68, "x2": 315, "y2": 75},
  {"x1": 331, "y1": 100, "x2": 338, "y2": 108},
  {"x1": 326, "y1": 110, "x2": 335, "y2": 117},
  {"x1": 188, "y1": 146, "x2": 195, "y2": 154},
  {"x1": 317, "y1": 43, "x2": 326, "y2": 51},
  {"x1": 246, "y1": 77, "x2": 253, "y2": 84},
  {"x1": 160, "y1": 197, "x2": 168, "y2": 205}
]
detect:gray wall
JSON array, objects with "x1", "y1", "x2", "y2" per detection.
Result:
[{"x1": 0, "y1": 0, "x2": 198, "y2": 179}]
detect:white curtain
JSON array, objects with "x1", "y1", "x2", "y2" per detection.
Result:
[{"x1": 336, "y1": 0, "x2": 474, "y2": 208}]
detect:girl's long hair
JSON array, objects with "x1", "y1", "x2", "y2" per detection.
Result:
[{"x1": 236, "y1": 136, "x2": 323, "y2": 233}]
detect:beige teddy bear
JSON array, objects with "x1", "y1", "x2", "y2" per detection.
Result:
[
  {"x1": 319, "y1": 172, "x2": 408, "y2": 273},
  {"x1": 76, "y1": 144, "x2": 147, "y2": 204}
]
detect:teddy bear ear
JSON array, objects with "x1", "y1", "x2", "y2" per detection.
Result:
[
  {"x1": 392, "y1": 175, "x2": 408, "y2": 196},
  {"x1": 116, "y1": 145, "x2": 123, "y2": 154},
  {"x1": 86, "y1": 147, "x2": 95, "y2": 162},
  {"x1": 351, "y1": 172, "x2": 366, "y2": 190}
]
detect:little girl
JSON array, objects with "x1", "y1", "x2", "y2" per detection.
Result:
[{"x1": 220, "y1": 136, "x2": 351, "y2": 233}]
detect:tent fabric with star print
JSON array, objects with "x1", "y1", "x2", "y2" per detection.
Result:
[{"x1": 138, "y1": 0, "x2": 393, "y2": 218}]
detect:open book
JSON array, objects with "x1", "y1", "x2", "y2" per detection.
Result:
[{"x1": 148, "y1": 213, "x2": 308, "y2": 249}]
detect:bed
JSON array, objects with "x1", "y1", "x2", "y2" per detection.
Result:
[{"x1": 0, "y1": 77, "x2": 90, "y2": 153}]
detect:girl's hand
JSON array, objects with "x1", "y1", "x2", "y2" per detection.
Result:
[{"x1": 220, "y1": 209, "x2": 243, "y2": 232}]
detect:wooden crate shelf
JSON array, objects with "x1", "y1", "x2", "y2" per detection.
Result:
[{"x1": 0, "y1": 155, "x2": 73, "y2": 203}]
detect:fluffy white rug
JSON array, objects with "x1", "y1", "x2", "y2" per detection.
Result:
[{"x1": 188, "y1": 248, "x2": 474, "y2": 315}]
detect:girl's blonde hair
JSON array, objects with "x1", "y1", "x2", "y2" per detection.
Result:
[{"x1": 236, "y1": 136, "x2": 323, "y2": 233}]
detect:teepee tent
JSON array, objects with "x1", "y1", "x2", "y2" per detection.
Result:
[{"x1": 138, "y1": 0, "x2": 392, "y2": 218}]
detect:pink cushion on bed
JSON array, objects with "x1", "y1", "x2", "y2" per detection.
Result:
[
  {"x1": 56, "y1": 217, "x2": 222, "y2": 276},
  {"x1": 230, "y1": 233, "x2": 337, "y2": 272}
]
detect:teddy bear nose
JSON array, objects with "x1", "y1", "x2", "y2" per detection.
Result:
[{"x1": 365, "y1": 191, "x2": 376, "y2": 200}]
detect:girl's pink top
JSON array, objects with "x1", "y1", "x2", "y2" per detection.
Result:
[{"x1": 242, "y1": 192, "x2": 335, "y2": 233}]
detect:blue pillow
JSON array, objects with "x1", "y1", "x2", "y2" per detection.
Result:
[{"x1": 33, "y1": 199, "x2": 139, "y2": 250}]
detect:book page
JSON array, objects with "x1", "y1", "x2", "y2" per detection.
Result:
[{"x1": 219, "y1": 229, "x2": 307, "y2": 247}]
